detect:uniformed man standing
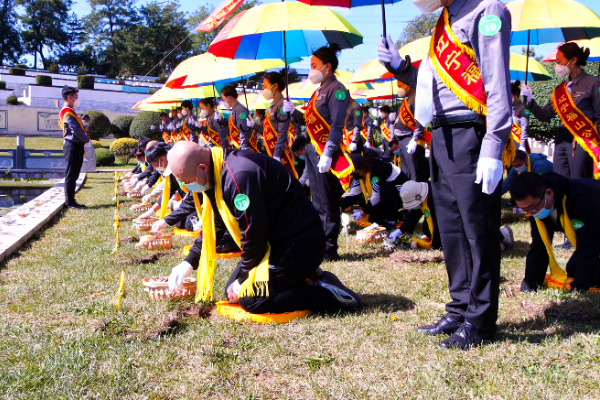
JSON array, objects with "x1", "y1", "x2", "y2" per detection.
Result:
[
  {"x1": 199, "y1": 98, "x2": 229, "y2": 150},
  {"x1": 58, "y1": 86, "x2": 89, "y2": 209},
  {"x1": 379, "y1": 0, "x2": 512, "y2": 348},
  {"x1": 221, "y1": 86, "x2": 258, "y2": 152}
]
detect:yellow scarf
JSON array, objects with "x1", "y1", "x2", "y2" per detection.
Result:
[
  {"x1": 410, "y1": 196, "x2": 434, "y2": 250},
  {"x1": 159, "y1": 175, "x2": 171, "y2": 219},
  {"x1": 196, "y1": 147, "x2": 271, "y2": 302},
  {"x1": 535, "y1": 196, "x2": 577, "y2": 290},
  {"x1": 359, "y1": 172, "x2": 372, "y2": 201},
  {"x1": 141, "y1": 163, "x2": 147, "y2": 172}
]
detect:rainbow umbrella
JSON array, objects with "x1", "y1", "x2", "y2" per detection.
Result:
[
  {"x1": 544, "y1": 38, "x2": 600, "y2": 62},
  {"x1": 356, "y1": 80, "x2": 399, "y2": 101},
  {"x1": 349, "y1": 58, "x2": 394, "y2": 83},
  {"x1": 509, "y1": 53, "x2": 552, "y2": 82},
  {"x1": 150, "y1": 86, "x2": 224, "y2": 101}
]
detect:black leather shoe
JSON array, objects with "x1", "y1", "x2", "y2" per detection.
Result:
[
  {"x1": 439, "y1": 322, "x2": 494, "y2": 350},
  {"x1": 65, "y1": 202, "x2": 86, "y2": 209},
  {"x1": 317, "y1": 271, "x2": 362, "y2": 311},
  {"x1": 417, "y1": 314, "x2": 463, "y2": 335}
]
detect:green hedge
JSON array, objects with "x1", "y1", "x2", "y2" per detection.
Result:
[
  {"x1": 8, "y1": 68, "x2": 25, "y2": 76},
  {"x1": 130, "y1": 111, "x2": 162, "y2": 140},
  {"x1": 91, "y1": 140, "x2": 103, "y2": 149},
  {"x1": 111, "y1": 115, "x2": 135, "y2": 138},
  {"x1": 95, "y1": 148, "x2": 115, "y2": 166},
  {"x1": 35, "y1": 75, "x2": 52, "y2": 86},
  {"x1": 47, "y1": 63, "x2": 59, "y2": 73},
  {"x1": 0, "y1": 81, "x2": 5, "y2": 90},
  {"x1": 86, "y1": 110, "x2": 112, "y2": 140},
  {"x1": 77, "y1": 75, "x2": 95, "y2": 89},
  {"x1": 6, "y1": 95, "x2": 18, "y2": 105},
  {"x1": 15, "y1": 64, "x2": 27, "y2": 70}
]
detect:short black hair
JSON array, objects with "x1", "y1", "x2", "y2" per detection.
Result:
[
  {"x1": 389, "y1": 138, "x2": 399, "y2": 148},
  {"x1": 200, "y1": 98, "x2": 215, "y2": 108},
  {"x1": 312, "y1": 43, "x2": 341, "y2": 73},
  {"x1": 255, "y1": 109, "x2": 265, "y2": 117},
  {"x1": 291, "y1": 135, "x2": 308, "y2": 153},
  {"x1": 181, "y1": 100, "x2": 193, "y2": 109},
  {"x1": 159, "y1": 112, "x2": 169, "y2": 118},
  {"x1": 511, "y1": 80, "x2": 521, "y2": 97},
  {"x1": 146, "y1": 141, "x2": 171, "y2": 163},
  {"x1": 62, "y1": 86, "x2": 78, "y2": 100},
  {"x1": 510, "y1": 172, "x2": 548, "y2": 201},
  {"x1": 558, "y1": 42, "x2": 591, "y2": 66},
  {"x1": 264, "y1": 71, "x2": 286, "y2": 92},
  {"x1": 514, "y1": 149, "x2": 528, "y2": 162},
  {"x1": 138, "y1": 136, "x2": 151, "y2": 151},
  {"x1": 380, "y1": 105, "x2": 390, "y2": 114},
  {"x1": 221, "y1": 86, "x2": 238, "y2": 99}
]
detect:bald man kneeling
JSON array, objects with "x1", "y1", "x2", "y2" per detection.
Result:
[{"x1": 167, "y1": 142, "x2": 362, "y2": 314}]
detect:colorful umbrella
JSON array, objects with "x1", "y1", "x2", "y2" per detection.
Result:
[
  {"x1": 543, "y1": 38, "x2": 600, "y2": 62},
  {"x1": 355, "y1": 80, "x2": 399, "y2": 101},
  {"x1": 150, "y1": 86, "x2": 223, "y2": 101},
  {"x1": 509, "y1": 53, "x2": 552, "y2": 82},
  {"x1": 349, "y1": 58, "x2": 394, "y2": 83},
  {"x1": 506, "y1": 0, "x2": 600, "y2": 86}
]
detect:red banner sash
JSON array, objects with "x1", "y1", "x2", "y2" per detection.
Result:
[
  {"x1": 207, "y1": 123, "x2": 222, "y2": 147},
  {"x1": 263, "y1": 111, "x2": 299, "y2": 179},
  {"x1": 430, "y1": 8, "x2": 487, "y2": 116},
  {"x1": 228, "y1": 115, "x2": 241, "y2": 149},
  {"x1": 162, "y1": 131, "x2": 172, "y2": 144},
  {"x1": 305, "y1": 91, "x2": 354, "y2": 190},
  {"x1": 552, "y1": 82, "x2": 600, "y2": 179},
  {"x1": 399, "y1": 99, "x2": 432, "y2": 146},
  {"x1": 511, "y1": 122, "x2": 522, "y2": 143}
]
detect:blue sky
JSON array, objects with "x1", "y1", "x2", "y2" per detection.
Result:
[{"x1": 66, "y1": 0, "x2": 600, "y2": 73}]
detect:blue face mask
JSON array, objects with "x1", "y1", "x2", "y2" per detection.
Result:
[
  {"x1": 298, "y1": 155, "x2": 306, "y2": 161},
  {"x1": 186, "y1": 169, "x2": 211, "y2": 193},
  {"x1": 393, "y1": 149, "x2": 401, "y2": 156},
  {"x1": 533, "y1": 195, "x2": 552, "y2": 219},
  {"x1": 514, "y1": 164, "x2": 527, "y2": 173}
]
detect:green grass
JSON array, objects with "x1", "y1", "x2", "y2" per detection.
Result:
[{"x1": 1, "y1": 173, "x2": 600, "y2": 399}]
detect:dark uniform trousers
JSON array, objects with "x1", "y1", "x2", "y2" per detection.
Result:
[
  {"x1": 63, "y1": 141, "x2": 85, "y2": 204},
  {"x1": 305, "y1": 143, "x2": 343, "y2": 256},
  {"x1": 397, "y1": 135, "x2": 429, "y2": 182},
  {"x1": 553, "y1": 138, "x2": 593, "y2": 180},
  {"x1": 430, "y1": 122, "x2": 502, "y2": 334}
]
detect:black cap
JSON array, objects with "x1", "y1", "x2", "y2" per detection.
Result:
[
  {"x1": 348, "y1": 153, "x2": 365, "y2": 170},
  {"x1": 62, "y1": 85, "x2": 78, "y2": 99}
]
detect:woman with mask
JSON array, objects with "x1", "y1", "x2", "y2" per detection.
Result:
[
  {"x1": 510, "y1": 81, "x2": 529, "y2": 152},
  {"x1": 521, "y1": 43, "x2": 600, "y2": 179},
  {"x1": 199, "y1": 98, "x2": 229, "y2": 150},
  {"x1": 303, "y1": 44, "x2": 351, "y2": 262},
  {"x1": 261, "y1": 71, "x2": 304, "y2": 178}
]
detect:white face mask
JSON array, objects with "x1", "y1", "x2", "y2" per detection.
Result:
[
  {"x1": 182, "y1": 109, "x2": 188, "y2": 117},
  {"x1": 555, "y1": 59, "x2": 574, "y2": 78},
  {"x1": 177, "y1": 113, "x2": 183, "y2": 119},
  {"x1": 308, "y1": 65, "x2": 328, "y2": 85},
  {"x1": 412, "y1": 0, "x2": 443, "y2": 14},
  {"x1": 156, "y1": 160, "x2": 166, "y2": 174},
  {"x1": 169, "y1": 112, "x2": 173, "y2": 118},
  {"x1": 221, "y1": 99, "x2": 230, "y2": 109},
  {"x1": 199, "y1": 109, "x2": 208, "y2": 118},
  {"x1": 82, "y1": 121, "x2": 88, "y2": 127},
  {"x1": 72, "y1": 98, "x2": 80, "y2": 108},
  {"x1": 262, "y1": 86, "x2": 275, "y2": 101}
]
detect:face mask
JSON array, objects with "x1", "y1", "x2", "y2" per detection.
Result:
[
  {"x1": 199, "y1": 109, "x2": 208, "y2": 118},
  {"x1": 82, "y1": 121, "x2": 88, "y2": 127},
  {"x1": 221, "y1": 100, "x2": 230, "y2": 109},
  {"x1": 182, "y1": 110, "x2": 188, "y2": 117},
  {"x1": 186, "y1": 168, "x2": 210, "y2": 193},
  {"x1": 514, "y1": 164, "x2": 527, "y2": 173},
  {"x1": 169, "y1": 112, "x2": 173, "y2": 118},
  {"x1": 393, "y1": 149, "x2": 401, "y2": 156},
  {"x1": 155, "y1": 160, "x2": 166, "y2": 174},
  {"x1": 533, "y1": 195, "x2": 552, "y2": 220},
  {"x1": 412, "y1": 0, "x2": 443, "y2": 14},
  {"x1": 298, "y1": 155, "x2": 306, "y2": 161},
  {"x1": 308, "y1": 65, "x2": 328, "y2": 85},
  {"x1": 397, "y1": 88, "x2": 406, "y2": 98},
  {"x1": 262, "y1": 87, "x2": 275, "y2": 101},
  {"x1": 177, "y1": 113, "x2": 183, "y2": 119},
  {"x1": 72, "y1": 99, "x2": 80, "y2": 108},
  {"x1": 555, "y1": 59, "x2": 574, "y2": 78}
]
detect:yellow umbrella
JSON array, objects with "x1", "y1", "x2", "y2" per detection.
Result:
[
  {"x1": 399, "y1": 36, "x2": 431, "y2": 66},
  {"x1": 349, "y1": 58, "x2": 394, "y2": 84},
  {"x1": 509, "y1": 53, "x2": 552, "y2": 81},
  {"x1": 150, "y1": 86, "x2": 220, "y2": 101},
  {"x1": 357, "y1": 80, "x2": 399, "y2": 100}
]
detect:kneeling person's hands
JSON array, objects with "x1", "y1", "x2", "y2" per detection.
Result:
[{"x1": 168, "y1": 261, "x2": 193, "y2": 293}]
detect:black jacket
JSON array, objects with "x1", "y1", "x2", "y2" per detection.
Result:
[{"x1": 164, "y1": 191, "x2": 197, "y2": 226}]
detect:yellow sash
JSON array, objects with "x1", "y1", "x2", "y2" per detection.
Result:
[
  {"x1": 207, "y1": 122, "x2": 222, "y2": 147},
  {"x1": 410, "y1": 197, "x2": 434, "y2": 250},
  {"x1": 399, "y1": 99, "x2": 431, "y2": 147},
  {"x1": 381, "y1": 120, "x2": 392, "y2": 142},
  {"x1": 159, "y1": 175, "x2": 171, "y2": 219},
  {"x1": 228, "y1": 115, "x2": 241, "y2": 149},
  {"x1": 140, "y1": 163, "x2": 147, "y2": 173},
  {"x1": 58, "y1": 107, "x2": 86, "y2": 136},
  {"x1": 196, "y1": 147, "x2": 271, "y2": 301},
  {"x1": 535, "y1": 196, "x2": 577, "y2": 290}
]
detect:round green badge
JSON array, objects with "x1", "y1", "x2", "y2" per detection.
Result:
[
  {"x1": 572, "y1": 219, "x2": 584, "y2": 230},
  {"x1": 371, "y1": 176, "x2": 379, "y2": 185},
  {"x1": 335, "y1": 90, "x2": 346, "y2": 101},
  {"x1": 281, "y1": 108, "x2": 287, "y2": 115},
  {"x1": 234, "y1": 194, "x2": 250, "y2": 211},
  {"x1": 424, "y1": 210, "x2": 431, "y2": 219},
  {"x1": 524, "y1": 109, "x2": 531, "y2": 116},
  {"x1": 479, "y1": 15, "x2": 502, "y2": 37},
  {"x1": 355, "y1": 110, "x2": 361, "y2": 117},
  {"x1": 240, "y1": 112, "x2": 247, "y2": 120}
]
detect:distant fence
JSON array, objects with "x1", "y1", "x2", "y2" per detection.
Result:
[{"x1": 0, "y1": 137, "x2": 65, "y2": 171}]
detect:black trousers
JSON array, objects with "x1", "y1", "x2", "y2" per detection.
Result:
[
  {"x1": 380, "y1": 176, "x2": 405, "y2": 231},
  {"x1": 553, "y1": 140, "x2": 593, "y2": 179},
  {"x1": 229, "y1": 236, "x2": 340, "y2": 313},
  {"x1": 305, "y1": 144, "x2": 342, "y2": 256},
  {"x1": 63, "y1": 141, "x2": 85, "y2": 204},
  {"x1": 397, "y1": 135, "x2": 429, "y2": 182},
  {"x1": 430, "y1": 123, "x2": 502, "y2": 334}
]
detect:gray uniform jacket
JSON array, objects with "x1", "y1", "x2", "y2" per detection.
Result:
[
  {"x1": 389, "y1": 0, "x2": 512, "y2": 160},
  {"x1": 346, "y1": 100, "x2": 363, "y2": 143},
  {"x1": 202, "y1": 111, "x2": 229, "y2": 150},
  {"x1": 512, "y1": 100, "x2": 529, "y2": 143},
  {"x1": 62, "y1": 108, "x2": 89, "y2": 143},
  {"x1": 314, "y1": 76, "x2": 350, "y2": 158},
  {"x1": 529, "y1": 70, "x2": 600, "y2": 144},
  {"x1": 231, "y1": 101, "x2": 254, "y2": 150},
  {"x1": 267, "y1": 95, "x2": 305, "y2": 158}
]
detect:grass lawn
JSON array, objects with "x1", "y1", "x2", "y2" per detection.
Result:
[
  {"x1": 1, "y1": 173, "x2": 599, "y2": 399},
  {"x1": 0, "y1": 137, "x2": 115, "y2": 149}
]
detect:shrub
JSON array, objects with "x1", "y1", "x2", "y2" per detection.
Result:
[
  {"x1": 47, "y1": 63, "x2": 59, "y2": 73},
  {"x1": 130, "y1": 111, "x2": 162, "y2": 140},
  {"x1": 86, "y1": 110, "x2": 111, "y2": 140},
  {"x1": 76, "y1": 63, "x2": 87, "y2": 76},
  {"x1": 111, "y1": 115, "x2": 135, "y2": 138},
  {"x1": 15, "y1": 64, "x2": 27, "y2": 70},
  {"x1": 106, "y1": 70, "x2": 117, "y2": 79},
  {"x1": 91, "y1": 140, "x2": 103, "y2": 149},
  {"x1": 77, "y1": 75, "x2": 95, "y2": 89},
  {"x1": 109, "y1": 138, "x2": 138, "y2": 164},
  {"x1": 8, "y1": 68, "x2": 25, "y2": 76},
  {"x1": 95, "y1": 148, "x2": 115, "y2": 166},
  {"x1": 0, "y1": 81, "x2": 6, "y2": 90},
  {"x1": 35, "y1": 75, "x2": 52, "y2": 86},
  {"x1": 6, "y1": 95, "x2": 18, "y2": 105}
]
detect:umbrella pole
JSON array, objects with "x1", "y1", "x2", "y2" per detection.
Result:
[
  {"x1": 284, "y1": 30, "x2": 289, "y2": 100},
  {"x1": 212, "y1": 82, "x2": 216, "y2": 98},
  {"x1": 242, "y1": 78, "x2": 249, "y2": 109},
  {"x1": 523, "y1": 30, "x2": 531, "y2": 104},
  {"x1": 381, "y1": 0, "x2": 387, "y2": 43}
]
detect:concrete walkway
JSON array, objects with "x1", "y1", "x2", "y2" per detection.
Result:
[{"x1": 0, "y1": 173, "x2": 86, "y2": 263}]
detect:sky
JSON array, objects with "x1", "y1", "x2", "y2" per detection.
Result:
[{"x1": 52, "y1": 0, "x2": 600, "y2": 73}]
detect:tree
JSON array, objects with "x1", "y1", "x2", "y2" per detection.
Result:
[
  {"x1": 18, "y1": 0, "x2": 71, "y2": 69},
  {"x1": 0, "y1": 0, "x2": 23, "y2": 65},
  {"x1": 187, "y1": 0, "x2": 259, "y2": 55},
  {"x1": 396, "y1": 11, "x2": 440, "y2": 48},
  {"x1": 56, "y1": 13, "x2": 85, "y2": 71}
]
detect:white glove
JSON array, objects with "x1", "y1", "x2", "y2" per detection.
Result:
[
  {"x1": 140, "y1": 185, "x2": 150, "y2": 195},
  {"x1": 365, "y1": 141, "x2": 371, "y2": 148},
  {"x1": 389, "y1": 113, "x2": 397, "y2": 122},
  {"x1": 124, "y1": 172, "x2": 132, "y2": 178},
  {"x1": 130, "y1": 175, "x2": 139, "y2": 185},
  {"x1": 349, "y1": 142, "x2": 358, "y2": 152},
  {"x1": 378, "y1": 34, "x2": 403, "y2": 70},
  {"x1": 282, "y1": 99, "x2": 294, "y2": 113},
  {"x1": 134, "y1": 180, "x2": 146, "y2": 191},
  {"x1": 229, "y1": 141, "x2": 235, "y2": 147},
  {"x1": 389, "y1": 228, "x2": 403, "y2": 241},
  {"x1": 139, "y1": 209, "x2": 155, "y2": 219},
  {"x1": 407, "y1": 138, "x2": 418, "y2": 154},
  {"x1": 246, "y1": 117, "x2": 255, "y2": 128},
  {"x1": 352, "y1": 209, "x2": 364, "y2": 222},
  {"x1": 373, "y1": 120, "x2": 379, "y2": 127},
  {"x1": 142, "y1": 194, "x2": 153, "y2": 203},
  {"x1": 168, "y1": 261, "x2": 193, "y2": 293},
  {"x1": 273, "y1": 156, "x2": 281, "y2": 162},
  {"x1": 475, "y1": 157, "x2": 504, "y2": 195},
  {"x1": 299, "y1": 174, "x2": 309, "y2": 186},
  {"x1": 190, "y1": 216, "x2": 202, "y2": 232},
  {"x1": 318, "y1": 155, "x2": 333, "y2": 173},
  {"x1": 226, "y1": 279, "x2": 241, "y2": 303},
  {"x1": 520, "y1": 84, "x2": 533, "y2": 102},
  {"x1": 150, "y1": 125, "x2": 156, "y2": 130},
  {"x1": 151, "y1": 219, "x2": 168, "y2": 233},
  {"x1": 214, "y1": 111, "x2": 222, "y2": 121}
]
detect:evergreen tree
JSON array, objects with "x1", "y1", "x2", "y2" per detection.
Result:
[
  {"x1": 0, "y1": 0, "x2": 23, "y2": 65},
  {"x1": 57, "y1": 12, "x2": 85, "y2": 71}
]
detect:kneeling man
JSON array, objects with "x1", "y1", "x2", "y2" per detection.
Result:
[{"x1": 167, "y1": 141, "x2": 362, "y2": 314}]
